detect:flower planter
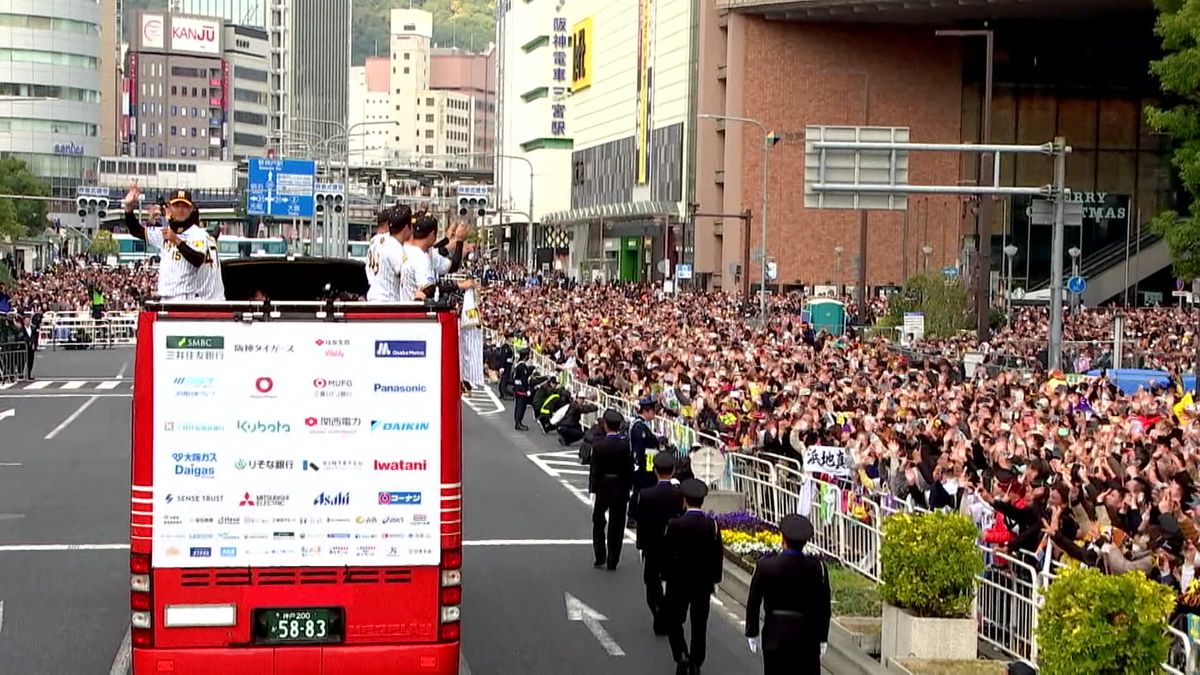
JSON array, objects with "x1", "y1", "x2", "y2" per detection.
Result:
[
  {"x1": 835, "y1": 616, "x2": 882, "y2": 656},
  {"x1": 887, "y1": 659, "x2": 1007, "y2": 675},
  {"x1": 881, "y1": 603, "x2": 976, "y2": 666}
]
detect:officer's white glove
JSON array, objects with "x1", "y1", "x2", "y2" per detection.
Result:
[
  {"x1": 747, "y1": 637, "x2": 758, "y2": 654},
  {"x1": 820, "y1": 642, "x2": 828, "y2": 658}
]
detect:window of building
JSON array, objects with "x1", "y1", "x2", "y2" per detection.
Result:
[
  {"x1": 425, "y1": 97, "x2": 434, "y2": 106},
  {"x1": 425, "y1": 145, "x2": 433, "y2": 154},
  {"x1": 170, "y1": 126, "x2": 177, "y2": 136},
  {"x1": 170, "y1": 146, "x2": 177, "y2": 156},
  {"x1": 425, "y1": 129, "x2": 433, "y2": 139},
  {"x1": 426, "y1": 114, "x2": 434, "y2": 122},
  {"x1": 191, "y1": 128, "x2": 197, "y2": 137},
  {"x1": 404, "y1": 67, "x2": 410, "y2": 74}
]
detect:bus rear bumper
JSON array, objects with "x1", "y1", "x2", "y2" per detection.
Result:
[{"x1": 132, "y1": 642, "x2": 461, "y2": 675}]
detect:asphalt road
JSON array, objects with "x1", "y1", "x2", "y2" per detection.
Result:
[{"x1": 0, "y1": 348, "x2": 826, "y2": 675}]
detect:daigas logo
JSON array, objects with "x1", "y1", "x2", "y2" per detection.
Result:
[
  {"x1": 236, "y1": 420, "x2": 291, "y2": 434},
  {"x1": 374, "y1": 340, "x2": 426, "y2": 358},
  {"x1": 370, "y1": 421, "x2": 430, "y2": 432}
]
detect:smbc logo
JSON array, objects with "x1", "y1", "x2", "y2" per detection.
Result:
[{"x1": 166, "y1": 336, "x2": 225, "y2": 349}]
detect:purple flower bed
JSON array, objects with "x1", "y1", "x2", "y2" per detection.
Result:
[{"x1": 708, "y1": 509, "x2": 779, "y2": 534}]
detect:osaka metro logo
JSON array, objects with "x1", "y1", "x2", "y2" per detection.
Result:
[{"x1": 374, "y1": 340, "x2": 426, "y2": 358}]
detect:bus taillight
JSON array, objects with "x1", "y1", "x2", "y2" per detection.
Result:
[
  {"x1": 130, "y1": 553, "x2": 153, "y2": 647},
  {"x1": 439, "y1": 547, "x2": 462, "y2": 641}
]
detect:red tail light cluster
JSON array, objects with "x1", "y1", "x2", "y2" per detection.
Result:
[
  {"x1": 130, "y1": 553, "x2": 154, "y2": 647},
  {"x1": 439, "y1": 548, "x2": 462, "y2": 641}
]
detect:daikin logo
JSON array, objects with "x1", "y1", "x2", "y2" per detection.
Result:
[{"x1": 370, "y1": 421, "x2": 430, "y2": 432}]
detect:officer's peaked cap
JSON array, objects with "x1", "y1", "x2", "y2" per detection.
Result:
[
  {"x1": 680, "y1": 478, "x2": 708, "y2": 502},
  {"x1": 780, "y1": 514, "x2": 814, "y2": 544},
  {"x1": 602, "y1": 409, "x2": 624, "y2": 426}
]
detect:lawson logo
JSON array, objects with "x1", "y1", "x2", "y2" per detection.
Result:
[
  {"x1": 370, "y1": 421, "x2": 430, "y2": 432},
  {"x1": 374, "y1": 340, "x2": 426, "y2": 358}
]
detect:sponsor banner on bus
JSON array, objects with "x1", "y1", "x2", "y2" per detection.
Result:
[{"x1": 150, "y1": 319, "x2": 443, "y2": 568}]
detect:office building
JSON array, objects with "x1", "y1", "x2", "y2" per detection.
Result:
[
  {"x1": 100, "y1": 0, "x2": 121, "y2": 156},
  {"x1": 431, "y1": 47, "x2": 496, "y2": 168},
  {"x1": 348, "y1": 57, "x2": 391, "y2": 165},
  {"x1": 389, "y1": 9, "x2": 432, "y2": 164},
  {"x1": 125, "y1": 12, "x2": 228, "y2": 161},
  {"x1": 0, "y1": 1, "x2": 104, "y2": 198},
  {"x1": 271, "y1": 0, "x2": 352, "y2": 156},
  {"x1": 224, "y1": 23, "x2": 270, "y2": 159}
]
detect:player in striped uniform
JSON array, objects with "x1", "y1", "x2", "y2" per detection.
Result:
[
  {"x1": 364, "y1": 207, "x2": 393, "y2": 288},
  {"x1": 458, "y1": 277, "x2": 485, "y2": 392},
  {"x1": 121, "y1": 185, "x2": 224, "y2": 301},
  {"x1": 366, "y1": 208, "x2": 413, "y2": 302}
]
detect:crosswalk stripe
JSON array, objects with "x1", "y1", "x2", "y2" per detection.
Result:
[
  {"x1": 61, "y1": 381, "x2": 86, "y2": 390},
  {"x1": 0, "y1": 382, "x2": 14, "y2": 390},
  {"x1": 96, "y1": 381, "x2": 121, "y2": 390},
  {"x1": 24, "y1": 381, "x2": 50, "y2": 390}
]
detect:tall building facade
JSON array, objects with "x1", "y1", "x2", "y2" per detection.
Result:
[
  {"x1": 389, "y1": 9, "x2": 432, "y2": 163},
  {"x1": 224, "y1": 23, "x2": 269, "y2": 159},
  {"x1": 271, "y1": 0, "x2": 352, "y2": 156},
  {"x1": 431, "y1": 47, "x2": 496, "y2": 169},
  {"x1": 0, "y1": 0, "x2": 104, "y2": 197},
  {"x1": 348, "y1": 57, "x2": 391, "y2": 165},
  {"x1": 125, "y1": 12, "x2": 229, "y2": 161},
  {"x1": 100, "y1": 0, "x2": 121, "y2": 157},
  {"x1": 170, "y1": 0, "x2": 265, "y2": 27}
]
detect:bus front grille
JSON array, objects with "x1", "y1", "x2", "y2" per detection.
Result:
[{"x1": 177, "y1": 568, "x2": 415, "y2": 587}]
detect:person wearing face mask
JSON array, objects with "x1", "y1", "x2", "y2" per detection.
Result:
[{"x1": 121, "y1": 184, "x2": 224, "y2": 301}]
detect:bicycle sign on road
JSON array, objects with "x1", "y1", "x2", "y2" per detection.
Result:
[{"x1": 247, "y1": 158, "x2": 316, "y2": 218}]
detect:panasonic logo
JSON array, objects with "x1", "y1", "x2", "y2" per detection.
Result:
[{"x1": 373, "y1": 383, "x2": 428, "y2": 394}]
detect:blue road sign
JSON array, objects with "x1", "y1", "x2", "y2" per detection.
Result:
[
  {"x1": 247, "y1": 158, "x2": 316, "y2": 218},
  {"x1": 942, "y1": 266, "x2": 958, "y2": 278},
  {"x1": 1067, "y1": 275, "x2": 1086, "y2": 294}
]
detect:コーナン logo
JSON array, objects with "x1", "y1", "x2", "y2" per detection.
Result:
[{"x1": 378, "y1": 491, "x2": 422, "y2": 505}]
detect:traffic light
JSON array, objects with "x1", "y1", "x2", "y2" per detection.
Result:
[
  {"x1": 76, "y1": 196, "x2": 109, "y2": 218},
  {"x1": 459, "y1": 196, "x2": 488, "y2": 217},
  {"x1": 315, "y1": 191, "x2": 344, "y2": 215}
]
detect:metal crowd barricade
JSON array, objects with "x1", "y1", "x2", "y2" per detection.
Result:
[
  {"x1": 37, "y1": 311, "x2": 139, "y2": 350},
  {"x1": 976, "y1": 547, "x2": 1041, "y2": 663},
  {"x1": 0, "y1": 342, "x2": 26, "y2": 383},
  {"x1": 1165, "y1": 625, "x2": 1195, "y2": 675}
]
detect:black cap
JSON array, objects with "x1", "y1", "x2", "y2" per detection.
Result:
[
  {"x1": 680, "y1": 478, "x2": 708, "y2": 502},
  {"x1": 779, "y1": 514, "x2": 814, "y2": 544},
  {"x1": 412, "y1": 214, "x2": 438, "y2": 238},
  {"x1": 602, "y1": 409, "x2": 624, "y2": 427},
  {"x1": 652, "y1": 453, "x2": 676, "y2": 472},
  {"x1": 376, "y1": 206, "x2": 393, "y2": 224},
  {"x1": 167, "y1": 189, "x2": 194, "y2": 207}
]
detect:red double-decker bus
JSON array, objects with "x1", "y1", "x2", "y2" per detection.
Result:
[{"x1": 127, "y1": 259, "x2": 463, "y2": 674}]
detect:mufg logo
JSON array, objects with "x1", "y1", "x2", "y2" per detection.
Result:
[{"x1": 374, "y1": 341, "x2": 426, "y2": 358}]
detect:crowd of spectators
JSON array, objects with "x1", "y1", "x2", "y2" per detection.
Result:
[
  {"x1": 480, "y1": 280, "x2": 1200, "y2": 614},
  {"x1": 3, "y1": 257, "x2": 155, "y2": 316}
]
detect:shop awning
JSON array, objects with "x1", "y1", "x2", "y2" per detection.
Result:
[{"x1": 541, "y1": 200, "x2": 681, "y2": 226}]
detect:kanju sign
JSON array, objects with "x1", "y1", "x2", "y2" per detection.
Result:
[{"x1": 171, "y1": 16, "x2": 221, "y2": 55}]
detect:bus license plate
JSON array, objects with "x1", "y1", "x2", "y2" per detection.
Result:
[{"x1": 254, "y1": 607, "x2": 343, "y2": 644}]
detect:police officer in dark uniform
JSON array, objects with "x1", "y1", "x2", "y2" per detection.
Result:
[
  {"x1": 511, "y1": 348, "x2": 534, "y2": 430},
  {"x1": 498, "y1": 337, "x2": 516, "y2": 398},
  {"x1": 745, "y1": 514, "x2": 832, "y2": 674},
  {"x1": 663, "y1": 479, "x2": 723, "y2": 675},
  {"x1": 630, "y1": 453, "x2": 684, "y2": 635},
  {"x1": 588, "y1": 409, "x2": 633, "y2": 570},
  {"x1": 628, "y1": 396, "x2": 662, "y2": 526}
]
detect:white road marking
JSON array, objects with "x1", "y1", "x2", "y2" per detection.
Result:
[
  {"x1": 44, "y1": 396, "x2": 99, "y2": 440},
  {"x1": 109, "y1": 625, "x2": 131, "y2": 675},
  {"x1": 0, "y1": 463, "x2": 22, "y2": 467},
  {"x1": 0, "y1": 543, "x2": 129, "y2": 552},
  {"x1": 0, "y1": 600, "x2": 5, "y2": 634},
  {"x1": 60, "y1": 380, "x2": 86, "y2": 390},
  {"x1": 96, "y1": 381, "x2": 121, "y2": 390},
  {"x1": 0, "y1": 393, "x2": 131, "y2": 399},
  {"x1": 116, "y1": 362, "x2": 129, "y2": 379},
  {"x1": 0, "y1": 409, "x2": 12, "y2": 422},
  {"x1": 565, "y1": 592, "x2": 625, "y2": 657},
  {"x1": 23, "y1": 381, "x2": 49, "y2": 390},
  {"x1": 0, "y1": 382, "x2": 14, "y2": 390}
]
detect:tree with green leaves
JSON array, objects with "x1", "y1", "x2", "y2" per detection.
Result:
[
  {"x1": 1147, "y1": 0, "x2": 1200, "y2": 280},
  {"x1": 351, "y1": 0, "x2": 496, "y2": 64},
  {"x1": 88, "y1": 230, "x2": 119, "y2": 259},
  {"x1": 0, "y1": 158, "x2": 50, "y2": 240},
  {"x1": 876, "y1": 271, "x2": 971, "y2": 339}
]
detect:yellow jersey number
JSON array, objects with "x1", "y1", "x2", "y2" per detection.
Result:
[{"x1": 367, "y1": 249, "x2": 381, "y2": 275}]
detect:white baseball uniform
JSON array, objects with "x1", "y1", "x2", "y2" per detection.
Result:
[
  {"x1": 459, "y1": 286, "x2": 484, "y2": 387},
  {"x1": 145, "y1": 224, "x2": 224, "y2": 301},
  {"x1": 365, "y1": 231, "x2": 389, "y2": 287},
  {"x1": 366, "y1": 236, "x2": 407, "y2": 302},
  {"x1": 399, "y1": 244, "x2": 436, "y2": 301}
]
